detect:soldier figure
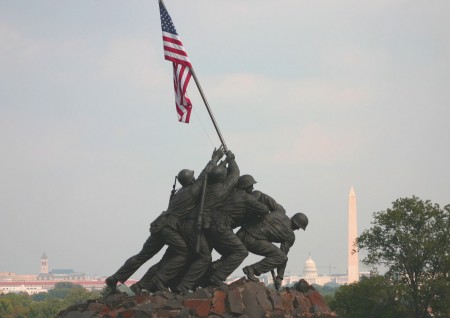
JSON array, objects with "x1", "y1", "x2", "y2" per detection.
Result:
[
  {"x1": 237, "y1": 211, "x2": 308, "y2": 290},
  {"x1": 105, "y1": 147, "x2": 224, "y2": 293},
  {"x1": 204, "y1": 174, "x2": 284, "y2": 287},
  {"x1": 174, "y1": 150, "x2": 240, "y2": 295}
]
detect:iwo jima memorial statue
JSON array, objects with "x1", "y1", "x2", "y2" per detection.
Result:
[{"x1": 58, "y1": 1, "x2": 336, "y2": 317}]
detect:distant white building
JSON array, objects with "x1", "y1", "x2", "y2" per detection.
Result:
[
  {"x1": 0, "y1": 285, "x2": 47, "y2": 295},
  {"x1": 300, "y1": 256, "x2": 334, "y2": 286},
  {"x1": 241, "y1": 255, "x2": 365, "y2": 288},
  {"x1": 303, "y1": 256, "x2": 318, "y2": 277}
]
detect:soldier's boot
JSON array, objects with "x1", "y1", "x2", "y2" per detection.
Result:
[
  {"x1": 153, "y1": 276, "x2": 170, "y2": 293},
  {"x1": 209, "y1": 275, "x2": 228, "y2": 290},
  {"x1": 130, "y1": 282, "x2": 143, "y2": 295},
  {"x1": 173, "y1": 284, "x2": 190, "y2": 295},
  {"x1": 105, "y1": 275, "x2": 119, "y2": 292},
  {"x1": 243, "y1": 266, "x2": 259, "y2": 282},
  {"x1": 142, "y1": 277, "x2": 170, "y2": 293}
]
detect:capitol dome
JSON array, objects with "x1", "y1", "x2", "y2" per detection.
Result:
[{"x1": 303, "y1": 255, "x2": 318, "y2": 277}]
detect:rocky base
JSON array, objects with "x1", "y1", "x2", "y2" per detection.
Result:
[{"x1": 57, "y1": 278, "x2": 337, "y2": 318}]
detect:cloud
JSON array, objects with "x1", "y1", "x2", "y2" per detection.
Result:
[
  {"x1": 275, "y1": 123, "x2": 360, "y2": 164},
  {"x1": 0, "y1": 22, "x2": 45, "y2": 65},
  {"x1": 205, "y1": 72, "x2": 371, "y2": 116},
  {"x1": 99, "y1": 37, "x2": 168, "y2": 90},
  {"x1": 0, "y1": 21, "x2": 168, "y2": 93}
]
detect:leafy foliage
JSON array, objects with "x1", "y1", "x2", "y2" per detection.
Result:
[
  {"x1": 312, "y1": 282, "x2": 340, "y2": 296},
  {"x1": 0, "y1": 293, "x2": 32, "y2": 318},
  {"x1": 0, "y1": 282, "x2": 100, "y2": 318},
  {"x1": 356, "y1": 197, "x2": 450, "y2": 318},
  {"x1": 328, "y1": 275, "x2": 409, "y2": 318}
]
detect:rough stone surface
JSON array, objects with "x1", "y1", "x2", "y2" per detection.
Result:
[
  {"x1": 57, "y1": 279, "x2": 336, "y2": 318},
  {"x1": 269, "y1": 292, "x2": 284, "y2": 312},
  {"x1": 210, "y1": 290, "x2": 226, "y2": 315},
  {"x1": 255, "y1": 289, "x2": 273, "y2": 311},
  {"x1": 227, "y1": 287, "x2": 244, "y2": 315},
  {"x1": 241, "y1": 284, "x2": 265, "y2": 317}
]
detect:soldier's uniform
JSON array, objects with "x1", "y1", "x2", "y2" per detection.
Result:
[
  {"x1": 107, "y1": 158, "x2": 218, "y2": 290},
  {"x1": 236, "y1": 211, "x2": 295, "y2": 279},
  {"x1": 176, "y1": 157, "x2": 240, "y2": 292},
  {"x1": 205, "y1": 190, "x2": 284, "y2": 284}
]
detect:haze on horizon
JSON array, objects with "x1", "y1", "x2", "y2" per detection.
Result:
[{"x1": 1, "y1": 0, "x2": 449, "y2": 280}]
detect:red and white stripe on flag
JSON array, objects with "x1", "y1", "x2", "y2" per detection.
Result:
[
  {"x1": 162, "y1": 28, "x2": 193, "y2": 123},
  {"x1": 172, "y1": 63, "x2": 192, "y2": 123}
]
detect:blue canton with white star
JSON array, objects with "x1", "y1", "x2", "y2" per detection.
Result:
[{"x1": 160, "y1": 2, "x2": 178, "y2": 35}]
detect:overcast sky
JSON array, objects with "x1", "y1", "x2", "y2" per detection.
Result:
[{"x1": 1, "y1": 0, "x2": 449, "y2": 280}]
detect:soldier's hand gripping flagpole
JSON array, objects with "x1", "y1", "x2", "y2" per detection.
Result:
[{"x1": 158, "y1": 0, "x2": 228, "y2": 152}]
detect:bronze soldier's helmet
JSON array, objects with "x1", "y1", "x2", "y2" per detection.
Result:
[
  {"x1": 177, "y1": 169, "x2": 195, "y2": 187},
  {"x1": 237, "y1": 175, "x2": 257, "y2": 189},
  {"x1": 291, "y1": 213, "x2": 309, "y2": 230},
  {"x1": 208, "y1": 165, "x2": 227, "y2": 184}
]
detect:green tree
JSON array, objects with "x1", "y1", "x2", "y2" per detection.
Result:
[
  {"x1": 312, "y1": 282, "x2": 340, "y2": 297},
  {"x1": 63, "y1": 286, "x2": 100, "y2": 305},
  {"x1": 429, "y1": 275, "x2": 450, "y2": 316},
  {"x1": 47, "y1": 282, "x2": 86, "y2": 299},
  {"x1": 29, "y1": 298, "x2": 64, "y2": 318},
  {"x1": 329, "y1": 275, "x2": 408, "y2": 318},
  {"x1": 356, "y1": 197, "x2": 450, "y2": 318},
  {"x1": 0, "y1": 293, "x2": 32, "y2": 318}
]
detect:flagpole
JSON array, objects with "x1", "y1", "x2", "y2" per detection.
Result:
[
  {"x1": 158, "y1": 0, "x2": 228, "y2": 152},
  {"x1": 189, "y1": 68, "x2": 228, "y2": 152}
]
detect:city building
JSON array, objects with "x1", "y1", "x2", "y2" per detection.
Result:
[
  {"x1": 37, "y1": 253, "x2": 87, "y2": 280},
  {"x1": 0, "y1": 254, "x2": 136, "y2": 294}
]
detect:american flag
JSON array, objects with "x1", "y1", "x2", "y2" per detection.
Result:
[{"x1": 159, "y1": 1, "x2": 193, "y2": 123}]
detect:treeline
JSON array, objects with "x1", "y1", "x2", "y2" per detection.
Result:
[
  {"x1": 0, "y1": 282, "x2": 101, "y2": 318},
  {"x1": 326, "y1": 275, "x2": 449, "y2": 318}
]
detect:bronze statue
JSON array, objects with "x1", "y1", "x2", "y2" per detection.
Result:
[
  {"x1": 104, "y1": 147, "x2": 309, "y2": 295},
  {"x1": 105, "y1": 147, "x2": 224, "y2": 293},
  {"x1": 236, "y1": 211, "x2": 308, "y2": 290},
  {"x1": 203, "y1": 174, "x2": 284, "y2": 287},
  {"x1": 174, "y1": 150, "x2": 239, "y2": 295}
]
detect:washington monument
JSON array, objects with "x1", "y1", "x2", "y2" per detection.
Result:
[{"x1": 347, "y1": 186, "x2": 359, "y2": 283}]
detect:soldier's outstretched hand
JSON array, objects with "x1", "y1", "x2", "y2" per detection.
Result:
[
  {"x1": 226, "y1": 150, "x2": 235, "y2": 160},
  {"x1": 211, "y1": 146, "x2": 224, "y2": 164}
]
